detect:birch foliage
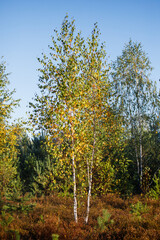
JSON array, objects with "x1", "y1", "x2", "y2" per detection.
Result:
[
  {"x1": 0, "y1": 59, "x2": 20, "y2": 194},
  {"x1": 111, "y1": 40, "x2": 160, "y2": 187},
  {"x1": 29, "y1": 16, "x2": 123, "y2": 222}
]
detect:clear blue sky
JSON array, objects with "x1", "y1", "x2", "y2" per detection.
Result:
[{"x1": 1, "y1": 0, "x2": 160, "y2": 121}]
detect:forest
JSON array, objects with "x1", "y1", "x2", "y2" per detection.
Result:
[{"x1": 0, "y1": 15, "x2": 160, "y2": 239}]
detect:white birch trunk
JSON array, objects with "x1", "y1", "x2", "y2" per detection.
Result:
[
  {"x1": 85, "y1": 116, "x2": 96, "y2": 224},
  {"x1": 72, "y1": 155, "x2": 78, "y2": 223},
  {"x1": 139, "y1": 132, "x2": 143, "y2": 186},
  {"x1": 135, "y1": 71, "x2": 143, "y2": 188},
  {"x1": 72, "y1": 134, "x2": 78, "y2": 223},
  {"x1": 135, "y1": 140, "x2": 140, "y2": 177}
]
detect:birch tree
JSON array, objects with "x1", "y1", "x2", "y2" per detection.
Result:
[
  {"x1": 81, "y1": 24, "x2": 116, "y2": 223},
  {"x1": 111, "y1": 40, "x2": 160, "y2": 188},
  {"x1": 0, "y1": 58, "x2": 20, "y2": 195},
  {"x1": 29, "y1": 16, "x2": 120, "y2": 223}
]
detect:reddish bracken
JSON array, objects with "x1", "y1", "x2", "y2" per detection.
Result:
[{"x1": 0, "y1": 193, "x2": 160, "y2": 240}]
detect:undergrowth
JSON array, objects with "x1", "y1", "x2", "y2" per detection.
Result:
[{"x1": 0, "y1": 193, "x2": 159, "y2": 239}]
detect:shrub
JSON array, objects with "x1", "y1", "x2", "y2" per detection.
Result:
[
  {"x1": 148, "y1": 170, "x2": 160, "y2": 200},
  {"x1": 130, "y1": 201, "x2": 148, "y2": 220},
  {"x1": 97, "y1": 209, "x2": 114, "y2": 232}
]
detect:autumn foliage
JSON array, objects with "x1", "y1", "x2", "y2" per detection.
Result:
[{"x1": 0, "y1": 15, "x2": 160, "y2": 240}]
